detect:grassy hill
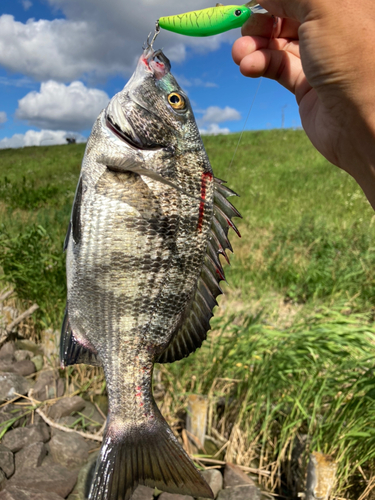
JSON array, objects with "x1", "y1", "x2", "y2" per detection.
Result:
[{"x1": 1, "y1": 131, "x2": 375, "y2": 498}]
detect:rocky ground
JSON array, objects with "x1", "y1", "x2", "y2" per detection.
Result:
[{"x1": 0, "y1": 325, "x2": 270, "y2": 500}]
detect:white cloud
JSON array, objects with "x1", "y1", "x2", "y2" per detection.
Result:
[
  {"x1": 199, "y1": 106, "x2": 241, "y2": 124},
  {"x1": 21, "y1": 0, "x2": 32, "y2": 10},
  {"x1": 0, "y1": 112, "x2": 7, "y2": 124},
  {"x1": 200, "y1": 124, "x2": 230, "y2": 135},
  {"x1": 0, "y1": 1, "x2": 237, "y2": 82},
  {"x1": 0, "y1": 129, "x2": 86, "y2": 149},
  {"x1": 16, "y1": 81, "x2": 109, "y2": 131},
  {"x1": 175, "y1": 75, "x2": 218, "y2": 88}
]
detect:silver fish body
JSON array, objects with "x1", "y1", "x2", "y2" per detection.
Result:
[{"x1": 61, "y1": 48, "x2": 240, "y2": 500}]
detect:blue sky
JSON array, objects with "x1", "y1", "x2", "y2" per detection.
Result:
[{"x1": 0, "y1": 0, "x2": 301, "y2": 148}]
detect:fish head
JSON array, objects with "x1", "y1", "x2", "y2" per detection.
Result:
[{"x1": 105, "y1": 48, "x2": 199, "y2": 152}]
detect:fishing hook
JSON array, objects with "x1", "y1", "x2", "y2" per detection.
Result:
[{"x1": 144, "y1": 20, "x2": 161, "y2": 50}]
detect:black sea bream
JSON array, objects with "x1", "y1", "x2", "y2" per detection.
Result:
[{"x1": 60, "y1": 47, "x2": 241, "y2": 500}]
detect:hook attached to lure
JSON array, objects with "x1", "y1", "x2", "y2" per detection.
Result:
[{"x1": 157, "y1": 2, "x2": 268, "y2": 37}]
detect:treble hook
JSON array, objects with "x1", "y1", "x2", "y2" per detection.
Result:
[{"x1": 144, "y1": 20, "x2": 161, "y2": 50}]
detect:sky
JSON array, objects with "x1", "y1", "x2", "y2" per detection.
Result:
[{"x1": 0, "y1": 0, "x2": 301, "y2": 149}]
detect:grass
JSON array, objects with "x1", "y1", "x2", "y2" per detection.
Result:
[{"x1": 1, "y1": 132, "x2": 375, "y2": 498}]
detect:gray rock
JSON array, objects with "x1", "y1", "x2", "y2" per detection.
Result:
[
  {"x1": 0, "y1": 487, "x2": 64, "y2": 500},
  {"x1": 48, "y1": 396, "x2": 86, "y2": 420},
  {"x1": 30, "y1": 356, "x2": 43, "y2": 372},
  {"x1": 198, "y1": 469, "x2": 223, "y2": 499},
  {"x1": 158, "y1": 494, "x2": 194, "y2": 500},
  {"x1": 32, "y1": 370, "x2": 64, "y2": 401},
  {"x1": 223, "y1": 463, "x2": 255, "y2": 488},
  {"x1": 0, "y1": 445, "x2": 14, "y2": 479},
  {"x1": 217, "y1": 485, "x2": 261, "y2": 500},
  {"x1": 0, "y1": 343, "x2": 15, "y2": 361},
  {"x1": 8, "y1": 464, "x2": 78, "y2": 498},
  {"x1": 130, "y1": 485, "x2": 155, "y2": 500},
  {"x1": 0, "y1": 360, "x2": 35, "y2": 377},
  {"x1": 2, "y1": 424, "x2": 50, "y2": 452},
  {"x1": 79, "y1": 401, "x2": 104, "y2": 432},
  {"x1": 14, "y1": 442, "x2": 46, "y2": 470},
  {"x1": 14, "y1": 341, "x2": 42, "y2": 357},
  {"x1": 0, "y1": 469, "x2": 7, "y2": 491},
  {"x1": 66, "y1": 452, "x2": 99, "y2": 500},
  {"x1": 56, "y1": 415, "x2": 79, "y2": 428},
  {"x1": 49, "y1": 430, "x2": 90, "y2": 470},
  {"x1": 13, "y1": 351, "x2": 33, "y2": 362},
  {"x1": 0, "y1": 374, "x2": 32, "y2": 402}
]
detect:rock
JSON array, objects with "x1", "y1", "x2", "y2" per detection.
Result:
[
  {"x1": 79, "y1": 401, "x2": 104, "y2": 432},
  {"x1": 8, "y1": 464, "x2": 78, "y2": 498},
  {"x1": 12, "y1": 361, "x2": 35, "y2": 377},
  {"x1": 14, "y1": 442, "x2": 46, "y2": 470},
  {"x1": 49, "y1": 430, "x2": 90, "y2": 470},
  {"x1": 66, "y1": 452, "x2": 99, "y2": 500},
  {"x1": 55, "y1": 415, "x2": 80, "y2": 428},
  {"x1": 158, "y1": 494, "x2": 194, "y2": 500},
  {"x1": 130, "y1": 485, "x2": 155, "y2": 500},
  {"x1": 217, "y1": 485, "x2": 261, "y2": 500},
  {"x1": 30, "y1": 356, "x2": 43, "y2": 372},
  {"x1": 0, "y1": 343, "x2": 15, "y2": 361},
  {"x1": 13, "y1": 351, "x2": 33, "y2": 362},
  {"x1": 0, "y1": 374, "x2": 32, "y2": 402},
  {"x1": 197, "y1": 469, "x2": 223, "y2": 499},
  {"x1": 0, "y1": 445, "x2": 14, "y2": 479},
  {"x1": 0, "y1": 487, "x2": 64, "y2": 499},
  {"x1": 32, "y1": 370, "x2": 64, "y2": 401},
  {"x1": 48, "y1": 396, "x2": 86, "y2": 420},
  {"x1": 223, "y1": 463, "x2": 255, "y2": 488},
  {"x1": 2, "y1": 424, "x2": 50, "y2": 452},
  {"x1": 14, "y1": 341, "x2": 42, "y2": 357},
  {"x1": 0, "y1": 469, "x2": 7, "y2": 491}
]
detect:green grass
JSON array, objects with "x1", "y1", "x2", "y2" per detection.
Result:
[{"x1": 1, "y1": 132, "x2": 375, "y2": 497}]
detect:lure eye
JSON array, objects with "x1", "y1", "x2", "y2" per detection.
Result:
[
  {"x1": 234, "y1": 9, "x2": 242, "y2": 16},
  {"x1": 168, "y1": 92, "x2": 186, "y2": 110}
]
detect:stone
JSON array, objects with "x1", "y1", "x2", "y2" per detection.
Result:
[
  {"x1": 32, "y1": 370, "x2": 64, "y2": 401},
  {"x1": 0, "y1": 374, "x2": 32, "y2": 402},
  {"x1": 13, "y1": 351, "x2": 32, "y2": 362},
  {"x1": 8, "y1": 464, "x2": 78, "y2": 498},
  {"x1": 2, "y1": 424, "x2": 50, "y2": 452},
  {"x1": 158, "y1": 494, "x2": 194, "y2": 500},
  {"x1": 30, "y1": 356, "x2": 43, "y2": 372},
  {"x1": 0, "y1": 445, "x2": 14, "y2": 479},
  {"x1": 0, "y1": 487, "x2": 64, "y2": 500},
  {"x1": 79, "y1": 401, "x2": 104, "y2": 432},
  {"x1": 130, "y1": 485, "x2": 155, "y2": 500},
  {"x1": 0, "y1": 469, "x2": 7, "y2": 491},
  {"x1": 14, "y1": 442, "x2": 46, "y2": 470},
  {"x1": 217, "y1": 485, "x2": 261, "y2": 500},
  {"x1": 14, "y1": 341, "x2": 42, "y2": 357},
  {"x1": 66, "y1": 452, "x2": 99, "y2": 500},
  {"x1": 49, "y1": 430, "x2": 90, "y2": 470},
  {"x1": 48, "y1": 396, "x2": 86, "y2": 420},
  {"x1": 223, "y1": 463, "x2": 255, "y2": 488},
  {"x1": 0, "y1": 360, "x2": 35, "y2": 377},
  {"x1": 197, "y1": 469, "x2": 223, "y2": 499},
  {"x1": 0, "y1": 343, "x2": 15, "y2": 361}
]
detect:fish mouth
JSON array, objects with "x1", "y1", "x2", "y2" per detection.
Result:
[{"x1": 141, "y1": 48, "x2": 171, "y2": 80}]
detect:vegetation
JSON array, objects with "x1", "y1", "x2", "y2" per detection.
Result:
[{"x1": 1, "y1": 130, "x2": 375, "y2": 498}]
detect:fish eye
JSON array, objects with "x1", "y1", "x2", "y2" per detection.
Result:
[
  {"x1": 168, "y1": 92, "x2": 186, "y2": 110},
  {"x1": 234, "y1": 9, "x2": 242, "y2": 16}
]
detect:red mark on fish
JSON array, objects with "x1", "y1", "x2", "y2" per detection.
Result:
[{"x1": 197, "y1": 172, "x2": 213, "y2": 232}]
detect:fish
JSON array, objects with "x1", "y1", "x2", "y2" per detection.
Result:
[{"x1": 60, "y1": 46, "x2": 241, "y2": 500}]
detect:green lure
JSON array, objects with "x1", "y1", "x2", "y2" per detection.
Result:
[{"x1": 158, "y1": 2, "x2": 267, "y2": 37}]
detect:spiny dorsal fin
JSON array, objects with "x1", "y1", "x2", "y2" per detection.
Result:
[{"x1": 157, "y1": 177, "x2": 240, "y2": 364}]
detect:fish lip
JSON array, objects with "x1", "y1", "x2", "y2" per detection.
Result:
[
  {"x1": 106, "y1": 116, "x2": 162, "y2": 151},
  {"x1": 140, "y1": 48, "x2": 171, "y2": 80}
]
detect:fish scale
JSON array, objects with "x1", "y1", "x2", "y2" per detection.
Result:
[{"x1": 60, "y1": 47, "x2": 240, "y2": 500}]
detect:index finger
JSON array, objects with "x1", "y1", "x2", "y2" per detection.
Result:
[{"x1": 242, "y1": 14, "x2": 300, "y2": 39}]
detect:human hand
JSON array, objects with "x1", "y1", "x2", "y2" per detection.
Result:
[{"x1": 232, "y1": 0, "x2": 375, "y2": 208}]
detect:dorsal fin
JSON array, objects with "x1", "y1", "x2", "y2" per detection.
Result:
[
  {"x1": 157, "y1": 177, "x2": 241, "y2": 364},
  {"x1": 60, "y1": 307, "x2": 101, "y2": 368}
]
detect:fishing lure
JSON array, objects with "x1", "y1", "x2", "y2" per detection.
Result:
[{"x1": 158, "y1": 2, "x2": 267, "y2": 37}]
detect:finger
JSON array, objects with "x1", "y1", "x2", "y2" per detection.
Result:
[
  {"x1": 238, "y1": 47, "x2": 311, "y2": 102},
  {"x1": 257, "y1": 0, "x2": 311, "y2": 21},
  {"x1": 232, "y1": 36, "x2": 300, "y2": 66},
  {"x1": 242, "y1": 14, "x2": 300, "y2": 39}
]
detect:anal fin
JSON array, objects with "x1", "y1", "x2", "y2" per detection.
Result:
[{"x1": 60, "y1": 308, "x2": 101, "y2": 368}]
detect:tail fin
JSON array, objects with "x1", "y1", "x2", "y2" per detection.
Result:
[{"x1": 89, "y1": 410, "x2": 213, "y2": 500}]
